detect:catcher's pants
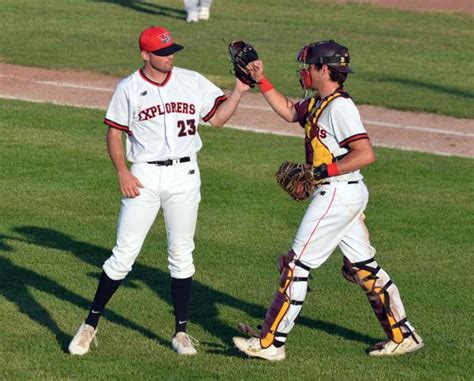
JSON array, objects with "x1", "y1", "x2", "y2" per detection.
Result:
[
  {"x1": 293, "y1": 181, "x2": 375, "y2": 267},
  {"x1": 103, "y1": 157, "x2": 201, "y2": 280},
  {"x1": 273, "y1": 180, "x2": 412, "y2": 342}
]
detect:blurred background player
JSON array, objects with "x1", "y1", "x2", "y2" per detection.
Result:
[{"x1": 184, "y1": 0, "x2": 212, "y2": 22}]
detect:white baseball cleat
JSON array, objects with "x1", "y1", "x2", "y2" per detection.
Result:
[
  {"x1": 186, "y1": 12, "x2": 199, "y2": 23},
  {"x1": 198, "y1": 7, "x2": 210, "y2": 20},
  {"x1": 233, "y1": 337, "x2": 286, "y2": 361},
  {"x1": 368, "y1": 332, "x2": 424, "y2": 356},
  {"x1": 172, "y1": 332, "x2": 198, "y2": 355},
  {"x1": 68, "y1": 322, "x2": 98, "y2": 355}
]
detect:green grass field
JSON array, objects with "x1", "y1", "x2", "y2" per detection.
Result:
[
  {"x1": 1, "y1": 0, "x2": 473, "y2": 379},
  {"x1": 1, "y1": 0, "x2": 473, "y2": 118},
  {"x1": 0, "y1": 99, "x2": 473, "y2": 380}
]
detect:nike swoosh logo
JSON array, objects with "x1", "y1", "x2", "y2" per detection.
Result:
[
  {"x1": 91, "y1": 310, "x2": 101, "y2": 314},
  {"x1": 178, "y1": 320, "x2": 187, "y2": 324}
]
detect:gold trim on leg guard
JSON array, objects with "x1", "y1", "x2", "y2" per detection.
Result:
[
  {"x1": 260, "y1": 252, "x2": 310, "y2": 349},
  {"x1": 346, "y1": 258, "x2": 409, "y2": 343}
]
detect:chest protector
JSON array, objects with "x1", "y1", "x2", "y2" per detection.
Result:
[{"x1": 304, "y1": 90, "x2": 350, "y2": 166}]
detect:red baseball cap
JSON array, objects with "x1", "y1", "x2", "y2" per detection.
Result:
[{"x1": 139, "y1": 26, "x2": 184, "y2": 56}]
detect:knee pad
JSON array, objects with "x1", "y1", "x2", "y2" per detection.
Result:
[
  {"x1": 259, "y1": 251, "x2": 310, "y2": 348},
  {"x1": 344, "y1": 258, "x2": 409, "y2": 344}
]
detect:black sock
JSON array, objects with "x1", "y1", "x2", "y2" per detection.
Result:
[
  {"x1": 85, "y1": 271, "x2": 123, "y2": 328},
  {"x1": 171, "y1": 277, "x2": 192, "y2": 334}
]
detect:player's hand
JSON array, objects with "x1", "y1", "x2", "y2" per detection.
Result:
[
  {"x1": 247, "y1": 60, "x2": 264, "y2": 82},
  {"x1": 235, "y1": 77, "x2": 252, "y2": 92},
  {"x1": 117, "y1": 169, "x2": 144, "y2": 198}
]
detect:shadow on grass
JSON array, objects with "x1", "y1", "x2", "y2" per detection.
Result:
[
  {"x1": 1, "y1": 226, "x2": 379, "y2": 356},
  {"x1": 92, "y1": 0, "x2": 186, "y2": 20},
  {"x1": 0, "y1": 255, "x2": 168, "y2": 352}
]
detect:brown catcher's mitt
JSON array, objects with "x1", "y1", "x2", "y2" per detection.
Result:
[{"x1": 275, "y1": 161, "x2": 320, "y2": 201}]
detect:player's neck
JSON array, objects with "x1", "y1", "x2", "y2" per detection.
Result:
[
  {"x1": 318, "y1": 82, "x2": 340, "y2": 100},
  {"x1": 142, "y1": 65, "x2": 170, "y2": 84}
]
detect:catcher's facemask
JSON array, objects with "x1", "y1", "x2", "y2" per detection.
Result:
[{"x1": 296, "y1": 44, "x2": 314, "y2": 90}]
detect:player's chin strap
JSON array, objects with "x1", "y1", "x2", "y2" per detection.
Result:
[{"x1": 341, "y1": 256, "x2": 417, "y2": 344}]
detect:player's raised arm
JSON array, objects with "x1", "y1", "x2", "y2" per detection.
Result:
[
  {"x1": 207, "y1": 78, "x2": 251, "y2": 127},
  {"x1": 246, "y1": 60, "x2": 298, "y2": 123},
  {"x1": 227, "y1": 40, "x2": 298, "y2": 123}
]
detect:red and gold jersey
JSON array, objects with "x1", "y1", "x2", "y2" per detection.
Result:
[{"x1": 295, "y1": 90, "x2": 369, "y2": 181}]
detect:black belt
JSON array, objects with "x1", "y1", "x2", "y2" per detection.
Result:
[
  {"x1": 321, "y1": 180, "x2": 359, "y2": 185},
  {"x1": 147, "y1": 156, "x2": 190, "y2": 166}
]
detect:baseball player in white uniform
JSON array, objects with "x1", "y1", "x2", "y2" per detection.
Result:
[
  {"x1": 184, "y1": 0, "x2": 212, "y2": 22},
  {"x1": 233, "y1": 40, "x2": 424, "y2": 360},
  {"x1": 69, "y1": 25, "x2": 250, "y2": 356}
]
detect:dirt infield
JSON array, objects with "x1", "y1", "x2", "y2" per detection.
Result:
[{"x1": 1, "y1": 62, "x2": 473, "y2": 158}]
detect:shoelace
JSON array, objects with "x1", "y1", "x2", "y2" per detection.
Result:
[
  {"x1": 80, "y1": 325, "x2": 98, "y2": 347},
  {"x1": 181, "y1": 333, "x2": 200, "y2": 347}
]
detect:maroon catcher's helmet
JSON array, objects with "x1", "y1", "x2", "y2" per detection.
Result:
[{"x1": 297, "y1": 40, "x2": 353, "y2": 73}]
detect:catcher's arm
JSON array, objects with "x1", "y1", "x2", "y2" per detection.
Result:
[
  {"x1": 310, "y1": 139, "x2": 376, "y2": 183},
  {"x1": 333, "y1": 139, "x2": 376, "y2": 173},
  {"x1": 247, "y1": 60, "x2": 298, "y2": 123}
]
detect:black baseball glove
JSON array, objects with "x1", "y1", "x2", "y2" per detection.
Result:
[{"x1": 228, "y1": 41, "x2": 259, "y2": 87}]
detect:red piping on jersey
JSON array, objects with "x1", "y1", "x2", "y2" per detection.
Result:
[
  {"x1": 339, "y1": 133, "x2": 369, "y2": 148},
  {"x1": 139, "y1": 69, "x2": 172, "y2": 87},
  {"x1": 202, "y1": 95, "x2": 227, "y2": 122},
  {"x1": 296, "y1": 188, "x2": 337, "y2": 262},
  {"x1": 104, "y1": 118, "x2": 133, "y2": 136}
]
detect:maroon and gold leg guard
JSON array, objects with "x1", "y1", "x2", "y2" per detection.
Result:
[
  {"x1": 342, "y1": 257, "x2": 414, "y2": 343},
  {"x1": 259, "y1": 250, "x2": 311, "y2": 348}
]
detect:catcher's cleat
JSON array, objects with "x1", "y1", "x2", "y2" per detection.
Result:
[
  {"x1": 233, "y1": 337, "x2": 286, "y2": 361},
  {"x1": 68, "y1": 322, "x2": 98, "y2": 355},
  {"x1": 172, "y1": 332, "x2": 199, "y2": 355},
  {"x1": 368, "y1": 332, "x2": 424, "y2": 356}
]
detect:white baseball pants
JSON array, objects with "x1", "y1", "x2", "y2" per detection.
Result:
[
  {"x1": 274, "y1": 181, "x2": 376, "y2": 342},
  {"x1": 293, "y1": 181, "x2": 375, "y2": 267},
  {"x1": 103, "y1": 157, "x2": 201, "y2": 280},
  {"x1": 184, "y1": 0, "x2": 212, "y2": 13}
]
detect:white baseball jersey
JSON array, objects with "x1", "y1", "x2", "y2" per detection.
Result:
[
  {"x1": 295, "y1": 91, "x2": 369, "y2": 182},
  {"x1": 104, "y1": 67, "x2": 227, "y2": 163}
]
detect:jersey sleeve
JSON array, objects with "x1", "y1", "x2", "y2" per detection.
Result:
[
  {"x1": 197, "y1": 74, "x2": 227, "y2": 122},
  {"x1": 103, "y1": 84, "x2": 132, "y2": 136},
  {"x1": 330, "y1": 100, "x2": 369, "y2": 148}
]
